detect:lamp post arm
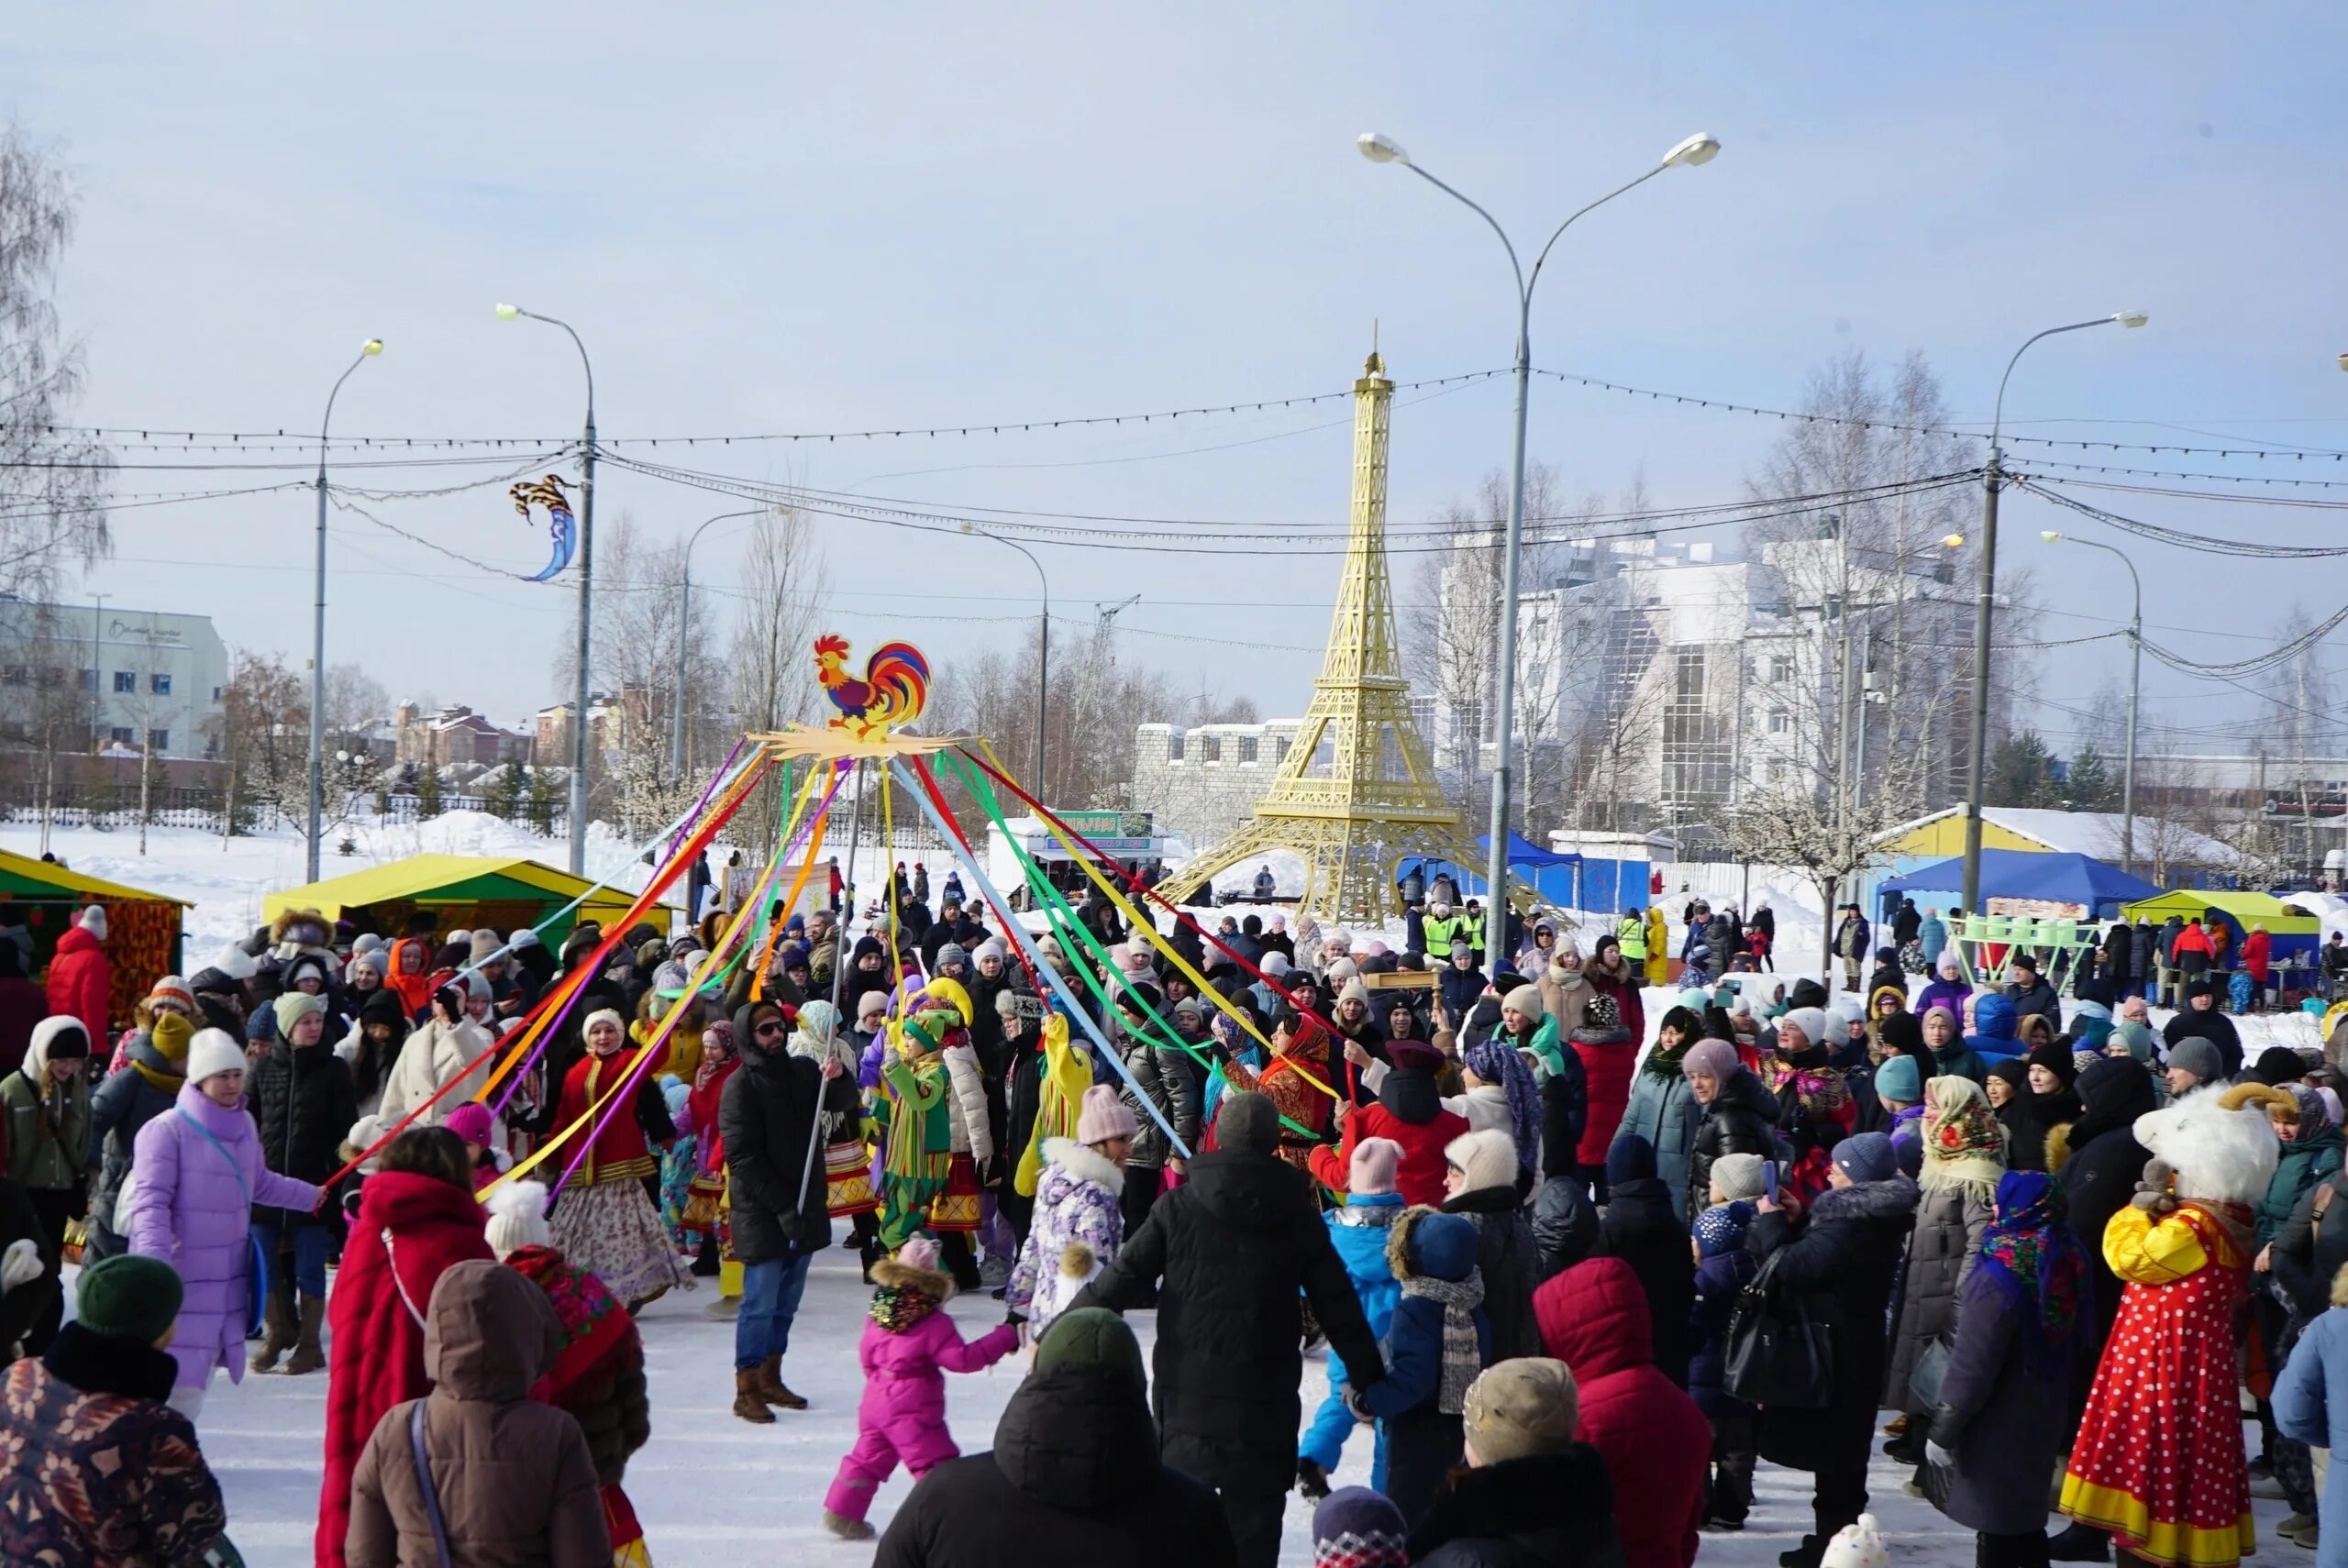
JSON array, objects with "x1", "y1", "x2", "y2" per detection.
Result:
[
  {"x1": 318, "y1": 351, "x2": 371, "y2": 477},
  {"x1": 518, "y1": 308, "x2": 596, "y2": 419},
  {"x1": 1526, "y1": 163, "x2": 1669, "y2": 296},
  {"x1": 1401, "y1": 162, "x2": 1528, "y2": 311},
  {"x1": 1991, "y1": 318, "x2": 2113, "y2": 449}
]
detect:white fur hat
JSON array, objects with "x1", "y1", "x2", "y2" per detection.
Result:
[
  {"x1": 484, "y1": 1180, "x2": 552, "y2": 1258},
  {"x1": 77, "y1": 904, "x2": 107, "y2": 941},
  {"x1": 1822, "y1": 1515, "x2": 1889, "y2": 1568},
  {"x1": 184, "y1": 1028, "x2": 247, "y2": 1086}
]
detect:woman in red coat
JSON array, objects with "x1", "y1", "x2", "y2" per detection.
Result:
[
  {"x1": 2242, "y1": 924, "x2": 2273, "y2": 1011},
  {"x1": 45, "y1": 906, "x2": 112, "y2": 1050},
  {"x1": 316, "y1": 1125, "x2": 493, "y2": 1568},
  {"x1": 1534, "y1": 1255, "x2": 1712, "y2": 1568},
  {"x1": 1313, "y1": 1039, "x2": 1470, "y2": 1206}
]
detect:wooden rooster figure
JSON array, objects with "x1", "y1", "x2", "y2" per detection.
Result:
[{"x1": 813, "y1": 634, "x2": 931, "y2": 738}]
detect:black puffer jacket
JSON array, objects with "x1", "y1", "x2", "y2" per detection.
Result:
[
  {"x1": 1442, "y1": 1183, "x2": 1543, "y2": 1360},
  {"x1": 1747, "y1": 1176, "x2": 1919, "y2": 1474},
  {"x1": 717, "y1": 1002, "x2": 855, "y2": 1265},
  {"x1": 1533, "y1": 1175, "x2": 1599, "y2": 1279},
  {"x1": 249, "y1": 1038, "x2": 356, "y2": 1234},
  {"x1": 872, "y1": 1362, "x2": 1236, "y2": 1568},
  {"x1": 1410, "y1": 1443, "x2": 1625, "y2": 1568},
  {"x1": 1069, "y1": 1149, "x2": 1381, "y2": 1469},
  {"x1": 1687, "y1": 1067, "x2": 1779, "y2": 1206},
  {"x1": 1595, "y1": 1175, "x2": 1696, "y2": 1386}
]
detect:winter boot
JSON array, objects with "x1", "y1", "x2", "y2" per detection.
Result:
[
  {"x1": 732, "y1": 1367, "x2": 775, "y2": 1425},
  {"x1": 282, "y1": 1297, "x2": 327, "y2": 1375},
  {"x1": 251, "y1": 1279, "x2": 296, "y2": 1374},
  {"x1": 755, "y1": 1355, "x2": 808, "y2": 1410},
  {"x1": 703, "y1": 1293, "x2": 741, "y2": 1320},
  {"x1": 2046, "y1": 1523, "x2": 2110, "y2": 1562},
  {"x1": 1778, "y1": 1537, "x2": 1825, "y2": 1568},
  {"x1": 822, "y1": 1511, "x2": 875, "y2": 1541},
  {"x1": 689, "y1": 1236, "x2": 721, "y2": 1277}
]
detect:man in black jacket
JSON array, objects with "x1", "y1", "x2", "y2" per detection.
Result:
[
  {"x1": 2004, "y1": 953, "x2": 2065, "y2": 1034},
  {"x1": 1070, "y1": 1092, "x2": 1383, "y2": 1568},
  {"x1": 873, "y1": 1309, "x2": 1236, "y2": 1568},
  {"x1": 719, "y1": 999, "x2": 855, "y2": 1423}
]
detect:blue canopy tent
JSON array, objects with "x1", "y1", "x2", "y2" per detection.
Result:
[
  {"x1": 1398, "y1": 834, "x2": 1584, "y2": 909},
  {"x1": 1875, "y1": 849, "x2": 2158, "y2": 923}
]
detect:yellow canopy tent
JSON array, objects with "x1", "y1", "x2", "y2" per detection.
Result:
[
  {"x1": 2117, "y1": 889, "x2": 2320, "y2": 935},
  {"x1": 262, "y1": 855, "x2": 651, "y2": 944},
  {"x1": 0, "y1": 849, "x2": 193, "y2": 1033}
]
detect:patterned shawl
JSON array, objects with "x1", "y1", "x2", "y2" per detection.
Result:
[
  {"x1": 1462, "y1": 1038, "x2": 1540, "y2": 1177},
  {"x1": 1398, "y1": 1268, "x2": 1487, "y2": 1415},
  {"x1": 1977, "y1": 1170, "x2": 2083, "y2": 1374},
  {"x1": 504, "y1": 1245, "x2": 639, "y2": 1408}
]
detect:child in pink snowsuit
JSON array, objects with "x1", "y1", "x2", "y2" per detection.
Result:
[{"x1": 820, "y1": 1236, "x2": 1019, "y2": 1540}]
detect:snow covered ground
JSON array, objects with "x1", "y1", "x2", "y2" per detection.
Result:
[{"x1": 180, "y1": 1237, "x2": 2307, "y2": 1567}]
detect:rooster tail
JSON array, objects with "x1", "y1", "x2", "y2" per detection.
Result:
[{"x1": 862, "y1": 642, "x2": 931, "y2": 726}]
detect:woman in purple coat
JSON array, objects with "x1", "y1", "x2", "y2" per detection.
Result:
[
  {"x1": 1914, "y1": 952, "x2": 1972, "y2": 1029},
  {"x1": 125, "y1": 1029, "x2": 321, "y2": 1417}
]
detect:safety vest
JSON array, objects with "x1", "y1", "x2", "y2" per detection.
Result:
[
  {"x1": 1423, "y1": 912, "x2": 1468, "y2": 955},
  {"x1": 1616, "y1": 914, "x2": 1647, "y2": 962}
]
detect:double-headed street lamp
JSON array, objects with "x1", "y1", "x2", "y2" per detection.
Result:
[
  {"x1": 2040, "y1": 530, "x2": 2142, "y2": 876},
  {"x1": 307, "y1": 338, "x2": 383, "y2": 883},
  {"x1": 959, "y1": 524, "x2": 1051, "y2": 790},
  {"x1": 1957, "y1": 311, "x2": 2147, "y2": 915},
  {"x1": 673, "y1": 508, "x2": 768, "y2": 782},
  {"x1": 1359, "y1": 128, "x2": 1719, "y2": 957},
  {"x1": 496, "y1": 303, "x2": 596, "y2": 875}
]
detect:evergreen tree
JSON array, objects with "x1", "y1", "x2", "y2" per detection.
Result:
[
  {"x1": 2063, "y1": 744, "x2": 2118, "y2": 812},
  {"x1": 526, "y1": 767, "x2": 559, "y2": 836},
  {"x1": 1987, "y1": 729, "x2": 2057, "y2": 808},
  {"x1": 487, "y1": 759, "x2": 526, "y2": 821},
  {"x1": 415, "y1": 763, "x2": 443, "y2": 820}
]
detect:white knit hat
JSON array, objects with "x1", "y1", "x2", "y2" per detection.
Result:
[
  {"x1": 484, "y1": 1180, "x2": 552, "y2": 1258},
  {"x1": 184, "y1": 1028, "x2": 247, "y2": 1086},
  {"x1": 1822, "y1": 1515, "x2": 1889, "y2": 1568},
  {"x1": 1445, "y1": 1129, "x2": 1520, "y2": 1195},
  {"x1": 77, "y1": 904, "x2": 107, "y2": 941}
]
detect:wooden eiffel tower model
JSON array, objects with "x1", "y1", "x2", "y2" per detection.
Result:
[{"x1": 1159, "y1": 351, "x2": 1489, "y2": 924}]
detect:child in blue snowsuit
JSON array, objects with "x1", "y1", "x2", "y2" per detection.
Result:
[{"x1": 1296, "y1": 1137, "x2": 1405, "y2": 1497}]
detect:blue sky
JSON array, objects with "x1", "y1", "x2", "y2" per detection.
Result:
[{"x1": 7, "y1": 3, "x2": 2344, "y2": 752}]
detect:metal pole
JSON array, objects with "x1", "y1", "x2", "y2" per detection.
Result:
[
  {"x1": 670, "y1": 564, "x2": 690, "y2": 784},
  {"x1": 572, "y1": 407, "x2": 595, "y2": 876},
  {"x1": 1485, "y1": 316, "x2": 1532, "y2": 960},
  {"x1": 308, "y1": 344, "x2": 378, "y2": 881},
  {"x1": 2123, "y1": 593, "x2": 2141, "y2": 876},
  {"x1": 961, "y1": 526, "x2": 1050, "y2": 792},
  {"x1": 1960, "y1": 314, "x2": 2139, "y2": 912},
  {"x1": 1960, "y1": 456, "x2": 1999, "y2": 917}
]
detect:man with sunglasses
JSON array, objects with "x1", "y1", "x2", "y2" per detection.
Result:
[{"x1": 720, "y1": 999, "x2": 856, "y2": 1422}]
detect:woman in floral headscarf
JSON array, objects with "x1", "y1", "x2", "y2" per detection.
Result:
[
  {"x1": 1885, "y1": 1076, "x2": 2007, "y2": 1464},
  {"x1": 1925, "y1": 1171, "x2": 2084, "y2": 1568}
]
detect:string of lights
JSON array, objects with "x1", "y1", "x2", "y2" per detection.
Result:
[{"x1": 1531, "y1": 366, "x2": 2345, "y2": 460}]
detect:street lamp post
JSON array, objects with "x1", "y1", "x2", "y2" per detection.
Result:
[
  {"x1": 2041, "y1": 530, "x2": 2142, "y2": 875},
  {"x1": 959, "y1": 524, "x2": 1051, "y2": 791},
  {"x1": 1958, "y1": 311, "x2": 2146, "y2": 916},
  {"x1": 673, "y1": 508, "x2": 767, "y2": 782},
  {"x1": 497, "y1": 304, "x2": 596, "y2": 875},
  {"x1": 1359, "y1": 128, "x2": 1719, "y2": 958},
  {"x1": 308, "y1": 338, "x2": 383, "y2": 882}
]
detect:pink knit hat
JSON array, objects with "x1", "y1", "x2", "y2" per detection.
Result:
[
  {"x1": 896, "y1": 1236, "x2": 941, "y2": 1273},
  {"x1": 1348, "y1": 1136, "x2": 1402, "y2": 1197},
  {"x1": 443, "y1": 1103, "x2": 493, "y2": 1150},
  {"x1": 1076, "y1": 1084, "x2": 1138, "y2": 1145}
]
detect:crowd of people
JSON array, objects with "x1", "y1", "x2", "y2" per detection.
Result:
[{"x1": 1, "y1": 867, "x2": 2344, "y2": 1568}]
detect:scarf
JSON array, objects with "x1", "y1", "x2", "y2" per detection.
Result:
[
  {"x1": 1977, "y1": 1171, "x2": 2083, "y2": 1374},
  {"x1": 869, "y1": 1282, "x2": 942, "y2": 1333},
  {"x1": 1462, "y1": 1038, "x2": 1541, "y2": 1176},
  {"x1": 1399, "y1": 1268, "x2": 1486, "y2": 1415},
  {"x1": 1920, "y1": 1079, "x2": 2008, "y2": 1196},
  {"x1": 504, "y1": 1244, "x2": 636, "y2": 1408}
]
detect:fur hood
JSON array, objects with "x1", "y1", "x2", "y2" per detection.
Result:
[
  {"x1": 1041, "y1": 1135, "x2": 1126, "y2": 1196},
  {"x1": 1806, "y1": 1173, "x2": 1921, "y2": 1224},
  {"x1": 2137, "y1": 1084, "x2": 2285, "y2": 1206},
  {"x1": 870, "y1": 1254, "x2": 955, "y2": 1301}
]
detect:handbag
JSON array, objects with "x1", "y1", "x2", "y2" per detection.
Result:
[
  {"x1": 408, "y1": 1402, "x2": 456, "y2": 1568},
  {"x1": 174, "y1": 1109, "x2": 271, "y2": 1339},
  {"x1": 1909, "y1": 1338, "x2": 1952, "y2": 1409},
  {"x1": 1722, "y1": 1246, "x2": 1835, "y2": 1409}
]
